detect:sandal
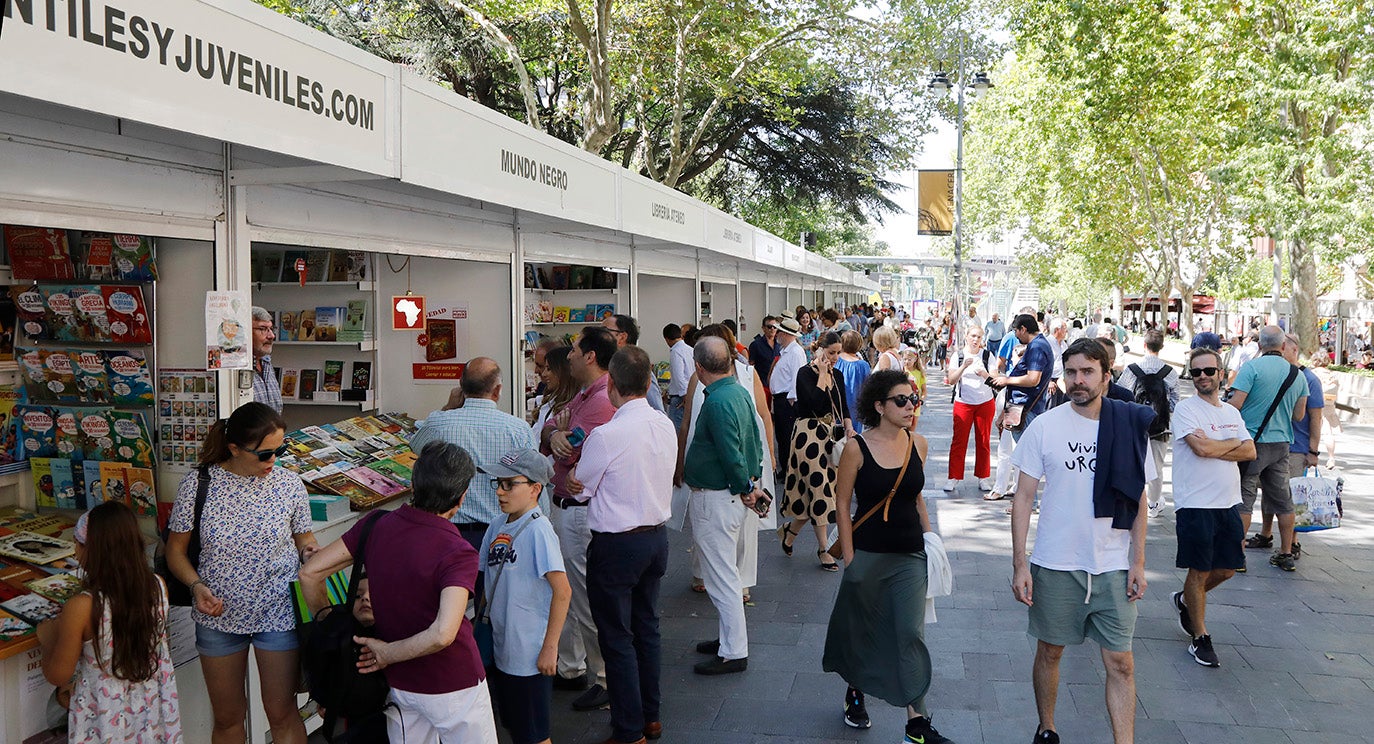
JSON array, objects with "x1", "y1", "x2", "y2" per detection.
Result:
[
  {"x1": 983, "y1": 491, "x2": 1005, "y2": 501},
  {"x1": 778, "y1": 524, "x2": 798, "y2": 557},
  {"x1": 1244, "y1": 533, "x2": 1274, "y2": 550},
  {"x1": 818, "y1": 550, "x2": 839, "y2": 572},
  {"x1": 691, "y1": 580, "x2": 706, "y2": 593}
]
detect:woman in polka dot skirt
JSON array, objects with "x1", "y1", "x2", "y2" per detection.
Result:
[{"x1": 778, "y1": 332, "x2": 855, "y2": 571}]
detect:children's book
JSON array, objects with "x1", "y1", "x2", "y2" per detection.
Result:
[
  {"x1": 125, "y1": 467, "x2": 157, "y2": 517},
  {"x1": 104, "y1": 350, "x2": 155, "y2": 405},
  {"x1": 5, "y1": 227, "x2": 75, "y2": 280},
  {"x1": 595, "y1": 304, "x2": 616, "y2": 320},
  {"x1": 25, "y1": 573, "x2": 83, "y2": 603},
  {"x1": 30, "y1": 458, "x2": 56, "y2": 508},
  {"x1": 0, "y1": 386, "x2": 21, "y2": 464},
  {"x1": 81, "y1": 461, "x2": 105, "y2": 505},
  {"x1": 108, "y1": 234, "x2": 158, "y2": 281},
  {"x1": 0, "y1": 608, "x2": 33, "y2": 641},
  {"x1": 552, "y1": 307, "x2": 571, "y2": 323},
  {"x1": 99, "y1": 462, "x2": 130, "y2": 506},
  {"x1": 16, "y1": 348, "x2": 46, "y2": 396},
  {"x1": 10, "y1": 286, "x2": 47, "y2": 341},
  {"x1": 0, "y1": 593, "x2": 61, "y2": 625},
  {"x1": 102, "y1": 410, "x2": 155, "y2": 467},
  {"x1": 69, "y1": 285, "x2": 112, "y2": 342},
  {"x1": 569, "y1": 308, "x2": 587, "y2": 323},
  {"x1": 0, "y1": 531, "x2": 75, "y2": 565},
  {"x1": 49, "y1": 458, "x2": 77, "y2": 509},
  {"x1": 102, "y1": 286, "x2": 153, "y2": 344},
  {"x1": 0, "y1": 290, "x2": 16, "y2": 361},
  {"x1": 17, "y1": 406, "x2": 60, "y2": 459},
  {"x1": 38, "y1": 349, "x2": 79, "y2": 402},
  {"x1": 72, "y1": 351, "x2": 110, "y2": 405},
  {"x1": 55, "y1": 409, "x2": 84, "y2": 460}
]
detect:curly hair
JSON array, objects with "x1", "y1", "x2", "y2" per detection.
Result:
[{"x1": 857, "y1": 370, "x2": 913, "y2": 430}]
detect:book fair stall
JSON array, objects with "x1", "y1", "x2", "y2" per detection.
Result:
[{"x1": 0, "y1": 1, "x2": 877, "y2": 741}]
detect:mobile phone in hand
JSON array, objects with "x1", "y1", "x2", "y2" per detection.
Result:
[
  {"x1": 751, "y1": 489, "x2": 773, "y2": 518},
  {"x1": 566, "y1": 426, "x2": 588, "y2": 447}
]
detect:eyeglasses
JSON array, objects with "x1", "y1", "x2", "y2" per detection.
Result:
[
  {"x1": 248, "y1": 444, "x2": 289, "y2": 462},
  {"x1": 252, "y1": 324, "x2": 276, "y2": 333},
  {"x1": 491, "y1": 478, "x2": 535, "y2": 491},
  {"x1": 885, "y1": 394, "x2": 921, "y2": 408},
  {"x1": 765, "y1": 325, "x2": 779, "y2": 331},
  {"x1": 1189, "y1": 366, "x2": 1220, "y2": 377}
]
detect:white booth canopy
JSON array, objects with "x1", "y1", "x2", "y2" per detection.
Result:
[{"x1": 0, "y1": 0, "x2": 873, "y2": 295}]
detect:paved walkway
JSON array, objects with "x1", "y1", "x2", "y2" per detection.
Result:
[{"x1": 544, "y1": 369, "x2": 1374, "y2": 744}]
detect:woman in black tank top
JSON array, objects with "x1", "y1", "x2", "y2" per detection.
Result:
[{"x1": 822, "y1": 370, "x2": 950, "y2": 743}]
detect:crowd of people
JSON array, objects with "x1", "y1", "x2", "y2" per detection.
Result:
[{"x1": 28, "y1": 300, "x2": 1352, "y2": 744}]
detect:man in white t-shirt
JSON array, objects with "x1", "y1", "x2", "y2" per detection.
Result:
[
  {"x1": 1168, "y1": 347, "x2": 1255, "y2": 669},
  {"x1": 1010, "y1": 337, "x2": 1156, "y2": 744}
]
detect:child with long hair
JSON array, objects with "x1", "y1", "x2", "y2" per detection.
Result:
[{"x1": 38, "y1": 501, "x2": 182, "y2": 741}]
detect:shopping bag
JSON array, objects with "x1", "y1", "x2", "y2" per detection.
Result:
[{"x1": 1291, "y1": 468, "x2": 1340, "y2": 532}]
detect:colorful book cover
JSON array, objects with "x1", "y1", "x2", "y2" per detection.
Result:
[
  {"x1": 299, "y1": 369, "x2": 319, "y2": 401},
  {"x1": 17, "y1": 405, "x2": 60, "y2": 459},
  {"x1": 5, "y1": 227, "x2": 75, "y2": 280},
  {"x1": 296, "y1": 309, "x2": 316, "y2": 341},
  {"x1": 25, "y1": 573, "x2": 82, "y2": 603},
  {"x1": 103, "y1": 410, "x2": 154, "y2": 466},
  {"x1": 367, "y1": 457, "x2": 413, "y2": 488},
  {"x1": 583, "y1": 304, "x2": 598, "y2": 321},
  {"x1": 339, "y1": 300, "x2": 368, "y2": 342},
  {"x1": 7, "y1": 513, "x2": 73, "y2": 537},
  {"x1": 313, "y1": 472, "x2": 380, "y2": 505},
  {"x1": 38, "y1": 349, "x2": 79, "y2": 402},
  {"x1": 55, "y1": 409, "x2": 84, "y2": 460},
  {"x1": 10, "y1": 286, "x2": 47, "y2": 341},
  {"x1": 0, "y1": 531, "x2": 75, "y2": 566},
  {"x1": 30, "y1": 458, "x2": 55, "y2": 508},
  {"x1": 552, "y1": 307, "x2": 571, "y2": 323},
  {"x1": 69, "y1": 285, "x2": 112, "y2": 342},
  {"x1": 570, "y1": 266, "x2": 594, "y2": 290},
  {"x1": 0, "y1": 386, "x2": 20, "y2": 464},
  {"x1": 17, "y1": 347, "x2": 46, "y2": 396},
  {"x1": 0, "y1": 290, "x2": 15, "y2": 360},
  {"x1": 322, "y1": 361, "x2": 344, "y2": 393},
  {"x1": 279, "y1": 368, "x2": 300, "y2": 400},
  {"x1": 550, "y1": 265, "x2": 571, "y2": 290},
  {"x1": 595, "y1": 304, "x2": 616, "y2": 320},
  {"x1": 537, "y1": 300, "x2": 553, "y2": 323},
  {"x1": 77, "y1": 233, "x2": 117, "y2": 281},
  {"x1": 425, "y1": 319, "x2": 457, "y2": 361},
  {"x1": 0, "y1": 608, "x2": 33, "y2": 642},
  {"x1": 104, "y1": 350, "x2": 154, "y2": 405},
  {"x1": 343, "y1": 466, "x2": 407, "y2": 497},
  {"x1": 41, "y1": 285, "x2": 82, "y2": 342},
  {"x1": 1, "y1": 594, "x2": 60, "y2": 625},
  {"x1": 569, "y1": 307, "x2": 587, "y2": 323},
  {"x1": 277, "y1": 309, "x2": 299, "y2": 340},
  {"x1": 81, "y1": 461, "x2": 105, "y2": 505},
  {"x1": 101, "y1": 286, "x2": 153, "y2": 344},
  {"x1": 99, "y1": 462, "x2": 130, "y2": 506},
  {"x1": 125, "y1": 467, "x2": 156, "y2": 517},
  {"x1": 49, "y1": 458, "x2": 77, "y2": 509},
  {"x1": 73, "y1": 350, "x2": 110, "y2": 405},
  {"x1": 313, "y1": 307, "x2": 341, "y2": 342},
  {"x1": 280, "y1": 250, "x2": 309, "y2": 283},
  {"x1": 108, "y1": 234, "x2": 157, "y2": 281},
  {"x1": 350, "y1": 361, "x2": 372, "y2": 390}
]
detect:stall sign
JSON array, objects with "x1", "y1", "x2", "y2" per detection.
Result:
[{"x1": 393, "y1": 295, "x2": 426, "y2": 330}]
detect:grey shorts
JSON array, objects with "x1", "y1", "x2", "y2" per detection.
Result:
[
  {"x1": 1027, "y1": 565, "x2": 1137, "y2": 653},
  {"x1": 1241, "y1": 441, "x2": 1293, "y2": 515}
]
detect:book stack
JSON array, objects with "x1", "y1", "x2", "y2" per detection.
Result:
[
  {"x1": 273, "y1": 304, "x2": 369, "y2": 344},
  {"x1": 273, "y1": 413, "x2": 420, "y2": 510},
  {"x1": 308, "y1": 494, "x2": 352, "y2": 523}
]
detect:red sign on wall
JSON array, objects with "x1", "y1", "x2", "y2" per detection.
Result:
[{"x1": 392, "y1": 295, "x2": 426, "y2": 330}]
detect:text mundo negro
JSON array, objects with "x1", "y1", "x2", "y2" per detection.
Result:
[
  {"x1": 500, "y1": 150, "x2": 569, "y2": 191},
  {"x1": 3, "y1": 0, "x2": 377, "y2": 132}
]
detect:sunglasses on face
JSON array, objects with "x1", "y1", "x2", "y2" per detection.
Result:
[
  {"x1": 886, "y1": 394, "x2": 921, "y2": 408},
  {"x1": 491, "y1": 478, "x2": 535, "y2": 491},
  {"x1": 765, "y1": 325, "x2": 779, "y2": 331},
  {"x1": 1189, "y1": 366, "x2": 1220, "y2": 377},
  {"x1": 248, "y1": 444, "x2": 289, "y2": 462}
]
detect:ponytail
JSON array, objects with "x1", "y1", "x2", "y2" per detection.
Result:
[{"x1": 199, "y1": 401, "x2": 287, "y2": 465}]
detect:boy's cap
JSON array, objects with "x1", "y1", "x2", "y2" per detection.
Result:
[{"x1": 488, "y1": 448, "x2": 554, "y2": 485}]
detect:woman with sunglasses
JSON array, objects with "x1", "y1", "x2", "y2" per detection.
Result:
[
  {"x1": 823, "y1": 370, "x2": 949, "y2": 743},
  {"x1": 167, "y1": 401, "x2": 317, "y2": 744}
]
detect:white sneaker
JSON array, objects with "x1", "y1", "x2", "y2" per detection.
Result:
[
  {"x1": 979, "y1": 478, "x2": 994, "y2": 492},
  {"x1": 943, "y1": 479, "x2": 959, "y2": 491},
  {"x1": 1148, "y1": 502, "x2": 1163, "y2": 518}
]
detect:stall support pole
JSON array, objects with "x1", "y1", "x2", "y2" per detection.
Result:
[
  {"x1": 511, "y1": 212, "x2": 526, "y2": 417},
  {"x1": 628, "y1": 236, "x2": 640, "y2": 319},
  {"x1": 694, "y1": 251, "x2": 703, "y2": 325},
  {"x1": 219, "y1": 143, "x2": 252, "y2": 416},
  {"x1": 735, "y1": 264, "x2": 744, "y2": 329}
]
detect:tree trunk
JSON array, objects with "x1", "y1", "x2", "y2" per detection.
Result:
[{"x1": 1290, "y1": 236, "x2": 1321, "y2": 354}]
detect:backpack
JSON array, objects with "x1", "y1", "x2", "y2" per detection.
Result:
[{"x1": 1127, "y1": 363, "x2": 1171, "y2": 440}]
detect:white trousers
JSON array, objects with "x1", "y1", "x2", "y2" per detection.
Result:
[
  {"x1": 551, "y1": 504, "x2": 606, "y2": 684},
  {"x1": 1147, "y1": 437, "x2": 1168, "y2": 506},
  {"x1": 386, "y1": 682, "x2": 497, "y2": 744},
  {"x1": 689, "y1": 488, "x2": 749, "y2": 660},
  {"x1": 690, "y1": 511, "x2": 760, "y2": 589},
  {"x1": 994, "y1": 427, "x2": 1019, "y2": 494}
]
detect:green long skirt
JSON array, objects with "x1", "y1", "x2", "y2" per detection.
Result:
[{"x1": 822, "y1": 550, "x2": 932, "y2": 712}]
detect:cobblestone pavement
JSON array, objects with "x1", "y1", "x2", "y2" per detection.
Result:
[{"x1": 541, "y1": 364, "x2": 1374, "y2": 744}]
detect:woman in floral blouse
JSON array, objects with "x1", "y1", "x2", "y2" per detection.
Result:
[{"x1": 167, "y1": 402, "x2": 318, "y2": 744}]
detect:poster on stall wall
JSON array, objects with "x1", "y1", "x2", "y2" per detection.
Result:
[
  {"x1": 157, "y1": 370, "x2": 219, "y2": 474},
  {"x1": 411, "y1": 302, "x2": 470, "y2": 384},
  {"x1": 204, "y1": 291, "x2": 251, "y2": 370}
]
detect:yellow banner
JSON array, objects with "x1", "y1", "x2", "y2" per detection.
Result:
[{"x1": 917, "y1": 170, "x2": 955, "y2": 236}]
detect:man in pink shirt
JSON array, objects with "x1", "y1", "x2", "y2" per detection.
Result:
[
  {"x1": 540, "y1": 325, "x2": 619, "y2": 710},
  {"x1": 571, "y1": 346, "x2": 677, "y2": 744}
]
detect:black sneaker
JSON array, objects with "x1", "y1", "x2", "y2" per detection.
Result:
[
  {"x1": 1189, "y1": 634, "x2": 1220, "y2": 667},
  {"x1": 552, "y1": 672, "x2": 589, "y2": 691},
  {"x1": 1031, "y1": 729, "x2": 1060, "y2": 744},
  {"x1": 843, "y1": 687, "x2": 871, "y2": 729},
  {"x1": 1171, "y1": 591, "x2": 1192, "y2": 637},
  {"x1": 1270, "y1": 552, "x2": 1297, "y2": 571},
  {"x1": 571, "y1": 683, "x2": 610, "y2": 711},
  {"x1": 905, "y1": 715, "x2": 951, "y2": 743}
]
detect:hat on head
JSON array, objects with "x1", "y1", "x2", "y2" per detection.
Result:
[
  {"x1": 488, "y1": 448, "x2": 555, "y2": 485},
  {"x1": 775, "y1": 317, "x2": 802, "y2": 337}
]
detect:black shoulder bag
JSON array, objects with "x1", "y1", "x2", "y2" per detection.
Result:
[
  {"x1": 157, "y1": 464, "x2": 210, "y2": 607},
  {"x1": 300, "y1": 510, "x2": 391, "y2": 742},
  {"x1": 1238, "y1": 363, "x2": 1300, "y2": 477}
]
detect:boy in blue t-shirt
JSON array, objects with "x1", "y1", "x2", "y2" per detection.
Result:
[{"x1": 479, "y1": 449, "x2": 570, "y2": 744}]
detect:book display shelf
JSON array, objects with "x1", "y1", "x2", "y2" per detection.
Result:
[
  {"x1": 520, "y1": 261, "x2": 622, "y2": 398},
  {"x1": 250, "y1": 245, "x2": 380, "y2": 423}
]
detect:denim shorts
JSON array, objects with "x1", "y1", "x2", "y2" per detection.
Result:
[{"x1": 195, "y1": 624, "x2": 299, "y2": 657}]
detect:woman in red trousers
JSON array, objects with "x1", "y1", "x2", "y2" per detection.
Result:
[{"x1": 943, "y1": 327, "x2": 996, "y2": 494}]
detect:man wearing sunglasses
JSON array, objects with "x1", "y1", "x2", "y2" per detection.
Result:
[
  {"x1": 1168, "y1": 347, "x2": 1255, "y2": 668},
  {"x1": 748, "y1": 315, "x2": 781, "y2": 397}
]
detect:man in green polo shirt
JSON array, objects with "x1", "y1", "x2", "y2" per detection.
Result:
[{"x1": 684, "y1": 336, "x2": 765, "y2": 676}]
